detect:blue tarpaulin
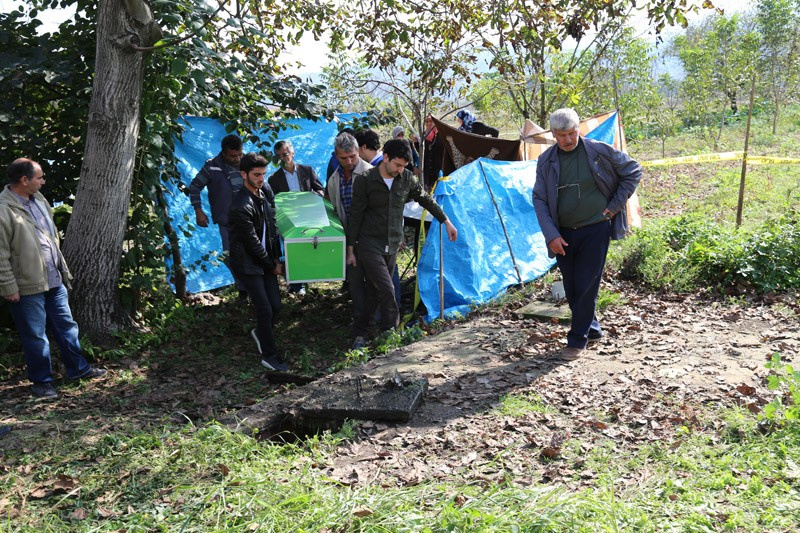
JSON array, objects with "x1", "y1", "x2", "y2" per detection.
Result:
[
  {"x1": 165, "y1": 114, "x2": 359, "y2": 293},
  {"x1": 417, "y1": 159, "x2": 555, "y2": 321},
  {"x1": 417, "y1": 117, "x2": 620, "y2": 321}
]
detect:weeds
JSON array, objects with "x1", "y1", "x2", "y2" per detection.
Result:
[
  {"x1": 610, "y1": 211, "x2": 800, "y2": 293},
  {"x1": 763, "y1": 353, "x2": 800, "y2": 424}
]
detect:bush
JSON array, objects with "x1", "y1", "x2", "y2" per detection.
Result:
[{"x1": 610, "y1": 211, "x2": 800, "y2": 293}]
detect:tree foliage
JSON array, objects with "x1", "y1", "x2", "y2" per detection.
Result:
[
  {"x1": 671, "y1": 13, "x2": 759, "y2": 146},
  {"x1": 328, "y1": 0, "x2": 481, "y2": 140},
  {"x1": 1, "y1": 0, "x2": 336, "y2": 340},
  {"x1": 468, "y1": 0, "x2": 706, "y2": 125}
]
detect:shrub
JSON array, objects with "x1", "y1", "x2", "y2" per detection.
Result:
[{"x1": 610, "y1": 211, "x2": 800, "y2": 293}]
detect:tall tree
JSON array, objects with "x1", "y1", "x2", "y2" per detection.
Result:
[
  {"x1": 756, "y1": 0, "x2": 800, "y2": 134},
  {"x1": 61, "y1": 0, "x2": 160, "y2": 335},
  {"x1": 7, "y1": 0, "x2": 334, "y2": 341}
]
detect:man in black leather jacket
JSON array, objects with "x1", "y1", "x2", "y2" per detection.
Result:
[{"x1": 228, "y1": 153, "x2": 288, "y2": 372}]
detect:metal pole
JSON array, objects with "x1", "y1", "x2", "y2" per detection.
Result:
[
  {"x1": 736, "y1": 74, "x2": 757, "y2": 228},
  {"x1": 439, "y1": 222, "x2": 444, "y2": 320}
]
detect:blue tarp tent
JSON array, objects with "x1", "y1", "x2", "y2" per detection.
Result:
[
  {"x1": 417, "y1": 115, "x2": 621, "y2": 321},
  {"x1": 165, "y1": 114, "x2": 359, "y2": 293},
  {"x1": 417, "y1": 159, "x2": 555, "y2": 321}
]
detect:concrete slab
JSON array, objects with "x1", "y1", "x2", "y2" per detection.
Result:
[
  {"x1": 300, "y1": 376, "x2": 427, "y2": 422},
  {"x1": 517, "y1": 301, "x2": 571, "y2": 322},
  {"x1": 228, "y1": 371, "x2": 429, "y2": 440}
]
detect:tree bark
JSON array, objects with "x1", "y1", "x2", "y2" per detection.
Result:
[{"x1": 62, "y1": 0, "x2": 158, "y2": 343}]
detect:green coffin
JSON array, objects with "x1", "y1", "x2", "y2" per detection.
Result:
[{"x1": 274, "y1": 191, "x2": 346, "y2": 283}]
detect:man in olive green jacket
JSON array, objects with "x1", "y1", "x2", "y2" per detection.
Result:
[
  {"x1": 346, "y1": 139, "x2": 457, "y2": 348},
  {"x1": 0, "y1": 158, "x2": 105, "y2": 399}
]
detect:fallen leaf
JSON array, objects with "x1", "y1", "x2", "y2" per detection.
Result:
[
  {"x1": 54, "y1": 475, "x2": 79, "y2": 492},
  {"x1": 736, "y1": 384, "x2": 756, "y2": 396},
  {"x1": 97, "y1": 506, "x2": 118, "y2": 518},
  {"x1": 353, "y1": 508, "x2": 373, "y2": 517},
  {"x1": 216, "y1": 463, "x2": 230, "y2": 476},
  {"x1": 28, "y1": 486, "x2": 51, "y2": 499},
  {"x1": 540, "y1": 446, "x2": 561, "y2": 459},
  {"x1": 69, "y1": 508, "x2": 89, "y2": 520}
]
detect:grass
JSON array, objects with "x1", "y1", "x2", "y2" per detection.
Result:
[
  {"x1": 496, "y1": 392, "x2": 553, "y2": 416},
  {"x1": 3, "y1": 107, "x2": 800, "y2": 531},
  {"x1": 4, "y1": 391, "x2": 799, "y2": 530}
]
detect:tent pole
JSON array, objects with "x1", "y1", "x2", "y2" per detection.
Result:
[
  {"x1": 439, "y1": 223, "x2": 444, "y2": 320},
  {"x1": 613, "y1": 73, "x2": 625, "y2": 152},
  {"x1": 478, "y1": 160, "x2": 523, "y2": 285}
]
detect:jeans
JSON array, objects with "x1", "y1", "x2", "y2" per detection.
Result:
[
  {"x1": 556, "y1": 220, "x2": 611, "y2": 349},
  {"x1": 239, "y1": 273, "x2": 282, "y2": 358},
  {"x1": 8, "y1": 285, "x2": 91, "y2": 383}
]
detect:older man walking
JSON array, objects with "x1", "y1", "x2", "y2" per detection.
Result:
[
  {"x1": 533, "y1": 108, "x2": 641, "y2": 359},
  {"x1": 0, "y1": 158, "x2": 106, "y2": 398}
]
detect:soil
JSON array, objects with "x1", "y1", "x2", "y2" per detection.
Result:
[{"x1": 233, "y1": 284, "x2": 800, "y2": 487}]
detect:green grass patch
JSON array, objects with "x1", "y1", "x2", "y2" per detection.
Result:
[{"x1": 496, "y1": 392, "x2": 553, "y2": 416}]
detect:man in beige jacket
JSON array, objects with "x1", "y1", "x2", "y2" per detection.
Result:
[{"x1": 0, "y1": 158, "x2": 106, "y2": 399}]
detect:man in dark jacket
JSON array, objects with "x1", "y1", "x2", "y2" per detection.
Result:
[
  {"x1": 228, "y1": 153, "x2": 288, "y2": 371},
  {"x1": 347, "y1": 139, "x2": 458, "y2": 349},
  {"x1": 533, "y1": 108, "x2": 641, "y2": 360},
  {"x1": 188, "y1": 134, "x2": 247, "y2": 296},
  {"x1": 268, "y1": 139, "x2": 324, "y2": 297},
  {"x1": 268, "y1": 139, "x2": 324, "y2": 196}
]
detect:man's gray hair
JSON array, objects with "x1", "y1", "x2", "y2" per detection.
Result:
[
  {"x1": 334, "y1": 132, "x2": 358, "y2": 153},
  {"x1": 549, "y1": 108, "x2": 580, "y2": 132},
  {"x1": 274, "y1": 139, "x2": 294, "y2": 153}
]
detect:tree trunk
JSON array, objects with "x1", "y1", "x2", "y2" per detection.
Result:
[{"x1": 62, "y1": 0, "x2": 158, "y2": 343}]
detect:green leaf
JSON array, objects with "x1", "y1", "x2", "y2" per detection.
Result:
[{"x1": 170, "y1": 58, "x2": 188, "y2": 76}]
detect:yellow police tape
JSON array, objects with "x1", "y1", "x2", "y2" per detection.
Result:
[{"x1": 642, "y1": 151, "x2": 800, "y2": 167}]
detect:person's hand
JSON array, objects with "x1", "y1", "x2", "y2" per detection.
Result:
[
  {"x1": 195, "y1": 209, "x2": 209, "y2": 228},
  {"x1": 602, "y1": 208, "x2": 614, "y2": 220},
  {"x1": 548, "y1": 236, "x2": 568, "y2": 256},
  {"x1": 444, "y1": 220, "x2": 458, "y2": 242},
  {"x1": 272, "y1": 263, "x2": 284, "y2": 276},
  {"x1": 346, "y1": 248, "x2": 357, "y2": 267},
  {"x1": 3, "y1": 292, "x2": 20, "y2": 303},
  {"x1": 398, "y1": 241, "x2": 407, "y2": 251}
]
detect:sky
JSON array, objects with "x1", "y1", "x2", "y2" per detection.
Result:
[{"x1": 1, "y1": 0, "x2": 754, "y2": 76}]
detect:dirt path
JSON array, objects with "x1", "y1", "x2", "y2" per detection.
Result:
[{"x1": 234, "y1": 289, "x2": 799, "y2": 487}]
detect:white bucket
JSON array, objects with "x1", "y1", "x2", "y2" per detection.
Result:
[{"x1": 551, "y1": 281, "x2": 566, "y2": 302}]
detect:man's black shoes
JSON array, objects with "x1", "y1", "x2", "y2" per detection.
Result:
[
  {"x1": 75, "y1": 367, "x2": 108, "y2": 380},
  {"x1": 588, "y1": 330, "x2": 604, "y2": 343},
  {"x1": 31, "y1": 382, "x2": 58, "y2": 399},
  {"x1": 261, "y1": 356, "x2": 289, "y2": 372}
]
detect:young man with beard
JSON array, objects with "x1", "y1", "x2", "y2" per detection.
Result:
[
  {"x1": 346, "y1": 139, "x2": 458, "y2": 349},
  {"x1": 228, "y1": 153, "x2": 288, "y2": 371}
]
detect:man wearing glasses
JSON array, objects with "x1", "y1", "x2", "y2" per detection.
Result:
[{"x1": 533, "y1": 108, "x2": 641, "y2": 360}]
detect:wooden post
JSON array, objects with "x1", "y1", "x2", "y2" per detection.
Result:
[{"x1": 736, "y1": 74, "x2": 757, "y2": 228}]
